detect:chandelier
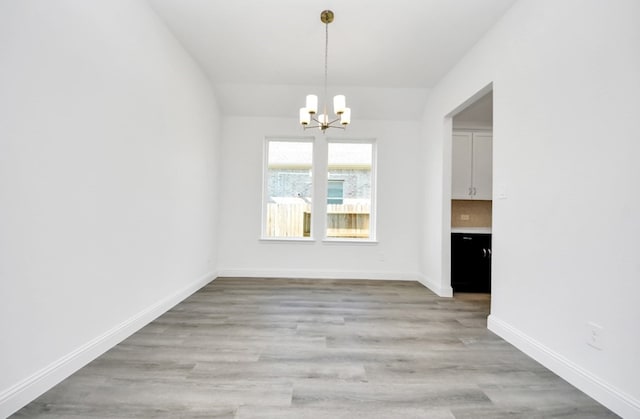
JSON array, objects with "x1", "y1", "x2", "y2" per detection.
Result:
[{"x1": 299, "y1": 10, "x2": 351, "y2": 132}]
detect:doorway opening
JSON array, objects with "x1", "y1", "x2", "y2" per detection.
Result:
[{"x1": 448, "y1": 86, "x2": 493, "y2": 298}]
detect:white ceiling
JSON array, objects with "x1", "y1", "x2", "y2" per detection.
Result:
[{"x1": 148, "y1": 0, "x2": 516, "y2": 119}]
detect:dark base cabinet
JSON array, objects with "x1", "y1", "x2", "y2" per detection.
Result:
[{"x1": 451, "y1": 233, "x2": 491, "y2": 293}]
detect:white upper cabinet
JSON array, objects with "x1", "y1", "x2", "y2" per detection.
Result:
[
  {"x1": 452, "y1": 132, "x2": 473, "y2": 199},
  {"x1": 452, "y1": 131, "x2": 492, "y2": 200}
]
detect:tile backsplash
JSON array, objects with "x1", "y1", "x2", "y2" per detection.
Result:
[{"x1": 451, "y1": 200, "x2": 492, "y2": 227}]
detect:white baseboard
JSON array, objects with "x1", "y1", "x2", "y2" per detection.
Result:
[
  {"x1": 217, "y1": 268, "x2": 421, "y2": 282},
  {"x1": 417, "y1": 274, "x2": 453, "y2": 297},
  {"x1": 0, "y1": 272, "x2": 216, "y2": 419},
  {"x1": 488, "y1": 314, "x2": 640, "y2": 419}
]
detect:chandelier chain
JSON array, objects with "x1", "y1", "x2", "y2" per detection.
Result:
[{"x1": 324, "y1": 20, "x2": 329, "y2": 118}]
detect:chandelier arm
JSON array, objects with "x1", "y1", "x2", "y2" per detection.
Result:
[
  {"x1": 304, "y1": 119, "x2": 345, "y2": 131},
  {"x1": 310, "y1": 115, "x2": 342, "y2": 125},
  {"x1": 305, "y1": 126, "x2": 346, "y2": 131}
]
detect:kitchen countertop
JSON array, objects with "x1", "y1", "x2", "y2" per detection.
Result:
[{"x1": 451, "y1": 227, "x2": 492, "y2": 234}]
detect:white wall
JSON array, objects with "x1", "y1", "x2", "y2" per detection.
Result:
[
  {"x1": 0, "y1": 1, "x2": 221, "y2": 416},
  {"x1": 217, "y1": 116, "x2": 422, "y2": 281},
  {"x1": 420, "y1": 0, "x2": 640, "y2": 416}
]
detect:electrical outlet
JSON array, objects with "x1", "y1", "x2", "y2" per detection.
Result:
[
  {"x1": 586, "y1": 322, "x2": 604, "y2": 350},
  {"x1": 460, "y1": 214, "x2": 470, "y2": 221}
]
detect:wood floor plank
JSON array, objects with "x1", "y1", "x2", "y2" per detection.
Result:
[{"x1": 11, "y1": 278, "x2": 617, "y2": 418}]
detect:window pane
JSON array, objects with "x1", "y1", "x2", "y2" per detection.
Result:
[
  {"x1": 264, "y1": 140, "x2": 313, "y2": 238},
  {"x1": 327, "y1": 142, "x2": 373, "y2": 239}
]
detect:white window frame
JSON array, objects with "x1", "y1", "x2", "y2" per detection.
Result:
[
  {"x1": 261, "y1": 136, "x2": 315, "y2": 241},
  {"x1": 323, "y1": 137, "x2": 377, "y2": 243},
  {"x1": 261, "y1": 136, "x2": 377, "y2": 243}
]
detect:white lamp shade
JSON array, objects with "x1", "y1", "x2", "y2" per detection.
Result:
[
  {"x1": 305, "y1": 95, "x2": 318, "y2": 114},
  {"x1": 340, "y1": 108, "x2": 351, "y2": 125},
  {"x1": 299, "y1": 108, "x2": 310, "y2": 125},
  {"x1": 333, "y1": 95, "x2": 346, "y2": 115}
]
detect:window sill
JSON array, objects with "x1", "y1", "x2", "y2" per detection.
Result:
[
  {"x1": 259, "y1": 237, "x2": 315, "y2": 243},
  {"x1": 322, "y1": 238, "x2": 379, "y2": 245},
  {"x1": 258, "y1": 237, "x2": 378, "y2": 245}
]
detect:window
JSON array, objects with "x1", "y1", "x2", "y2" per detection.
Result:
[
  {"x1": 262, "y1": 137, "x2": 376, "y2": 242},
  {"x1": 263, "y1": 139, "x2": 313, "y2": 238},
  {"x1": 326, "y1": 141, "x2": 375, "y2": 240}
]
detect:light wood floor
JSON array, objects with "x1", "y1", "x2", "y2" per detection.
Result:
[{"x1": 14, "y1": 278, "x2": 616, "y2": 418}]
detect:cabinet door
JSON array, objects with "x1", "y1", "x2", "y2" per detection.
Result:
[
  {"x1": 451, "y1": 233, "x2": 492, "y2": 293},
  {"x1": 475, "y1": 234, "x2": 492, "y2": 293},
  {"x1": 472, "y1": 133, "x2": 492, "y2": 200},
  {"x1": 451, "y1": 234, "x2": 474, "y2": 290},
  {"x1": 452, "y1": 132, "x2": 473, "y2": 199}
]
